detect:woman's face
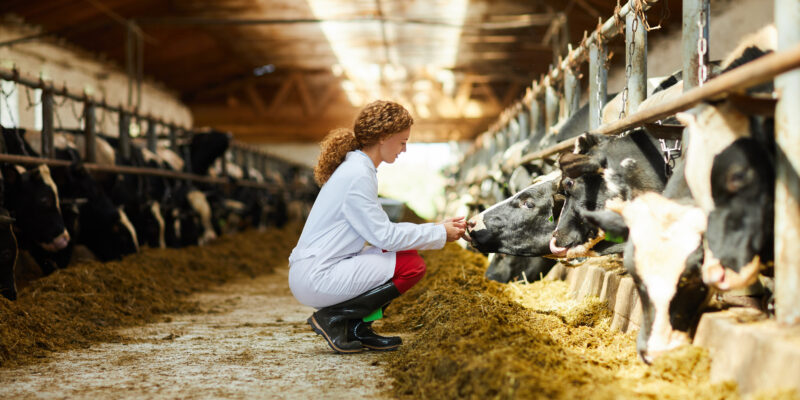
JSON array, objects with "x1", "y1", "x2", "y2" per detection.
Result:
[{"x1": 379, "y1": 128, "x2": 410, "y2": 164}]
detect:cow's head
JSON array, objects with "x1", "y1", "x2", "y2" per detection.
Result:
[
  {"x1": 550, "y1": 131, "x2": 666, "y2": 258},
  {"x1": 189, "y1": 130, "x2": 232, "y2": 175},
  {"x1": 591, "y1": 195, "x2": 711, "y2": 364},
  {"x1": 550, "y1": 137, "x2": 613, "y2": 258},
  {"x1": 703, "y1": 137, "x2": 773, "y2": 290},
  {"x1": 4, "y1": 164, "x2": 70, "y2": 252},
  {"x1": 466, "y1": 170, "x2": 562, "y2": 256}
]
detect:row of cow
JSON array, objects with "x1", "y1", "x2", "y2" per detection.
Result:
[
  {"x1": 0, "y1": 126, "x2": 318, "y2": 301},
  {"x1": 448, "y1": 24, "x2": 779, "y2": 363}
]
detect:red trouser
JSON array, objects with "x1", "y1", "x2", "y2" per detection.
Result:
[{"x1": 392, "y1": 250, "x2": 426, "y2": 293}]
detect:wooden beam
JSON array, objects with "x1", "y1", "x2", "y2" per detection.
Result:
[
  {"x1": 244, "y1": 84, "x2": 267, "y2": 114},
  {"x1": 268, "y1": 75, "x2": 297, "y2": 113},
  {"x1": 292, "y1": 73, "x2": 315, "y2": 116}
]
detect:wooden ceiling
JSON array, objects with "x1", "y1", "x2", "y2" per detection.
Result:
[{"x1": 0, "y1": 0, "x2": 681, "y2": 143}]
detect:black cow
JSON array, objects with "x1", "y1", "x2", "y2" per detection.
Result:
[
  {"x1": 0, "y1": 168, "x2": 18, "y2": 300},
  {"x1": 485, "y1": 253, "x2": 556, "y2": 283},
  {"x1": 550, "y1": 129, "x2": 667, "y2": 258}
]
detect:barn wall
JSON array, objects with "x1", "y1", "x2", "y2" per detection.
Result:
[{"x1": 0, "y1": 18, "x2": 192, "y2": 136}]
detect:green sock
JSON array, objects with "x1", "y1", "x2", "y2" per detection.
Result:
[{"x1": 363, "y1": 308, "x2": 383, "y2": 322}]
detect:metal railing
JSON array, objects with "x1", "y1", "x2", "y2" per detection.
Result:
[
  {"x1": 0, "y1": 67, "x2": 310, "y2": 191},
  {"x1": 452, "y1": 0, "x2": 800, "y2": 325}
]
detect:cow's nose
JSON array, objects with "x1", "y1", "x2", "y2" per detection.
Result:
[{"x1": 467, "y1": 217, "x2": 477, "y2": 229}]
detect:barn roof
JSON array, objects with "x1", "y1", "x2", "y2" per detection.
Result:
[{"x1": 0, "y1": 0, "x2": 681, "y2": 143}]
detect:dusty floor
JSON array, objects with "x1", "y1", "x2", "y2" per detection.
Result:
[{"x1": 0, "y1": 264, "x2": 392, "y2": 399}]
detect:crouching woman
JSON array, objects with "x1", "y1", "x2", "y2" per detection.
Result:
[{"x1": 288, "y1": 100, "x2": 465, "y2": 354}]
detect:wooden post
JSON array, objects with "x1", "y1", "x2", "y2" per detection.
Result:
[
  {"x1": 774, "y1": 0, "x2": 800, "y2": 326},
  {"x1": 83, "y1": 102, "x2": 97, "y2": 162},
  {"x1": 40, "y1": 88, "x2": 54, "y2": 158}
]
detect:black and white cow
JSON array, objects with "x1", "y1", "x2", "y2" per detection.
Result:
[
  {"x1": 549, "y1": 129, "x2": 668, "y2": 258},
  {"x1": 467, "y1": 170, "x2": 562, "y2": 257},
  {"x1": 0, "y1": 168, "x2": 18, "y2": 300}
]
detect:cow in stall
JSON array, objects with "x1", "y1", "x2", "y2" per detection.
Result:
[
  {"x1": 549, "y1": 129, "x2": 669, "y2": 258},
  {"x1": 564, "y1": 25, "x2": 778, "y2": 363},
  {"x1": 0, "y1": 128, "x2": 71, "y2": 276},
  {"x1": 5, "y1": 128, "x2": 140, "y2": 264},
  {"x1": 0, "y1": 161, "x2": 19, "y2": 300}
]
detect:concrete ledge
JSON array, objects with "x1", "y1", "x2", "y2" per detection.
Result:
[{"x1": 693, "y1": 309, "x2": 800, "y2": 395}]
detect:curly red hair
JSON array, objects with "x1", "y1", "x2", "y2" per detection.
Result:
[{"x1": 314, "y1": 100, "x2": 413, "y2": 185}]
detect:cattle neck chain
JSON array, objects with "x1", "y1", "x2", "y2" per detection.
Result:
[
  {"x1": 659, "y1": 138, "x2": 681, "y2": 179},
  {"x1": 619, "y1": 7, "x2": 639, "y2": 122},
  {"x1": 23, "y1": 85, "x2": 41, "y2": 110},
  {"x1": 70, "y1": 97, "x2": 85, "y2": 126},
  {"x1": 696, "y1": 3, "x2": 709, "y2": 87}
]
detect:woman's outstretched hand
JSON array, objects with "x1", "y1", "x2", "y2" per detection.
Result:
[{"x1": 438, "y1": 216, "x2": 467, "y2": 242}]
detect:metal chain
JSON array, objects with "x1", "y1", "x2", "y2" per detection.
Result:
[
  {"x1": 595, "y1": 51, "x2": 603, "y2": 125},
  {"x1": 69, "y1": 97, "x2": 85, "y2": 125},
  {"x1": 659, "y1": 138, "x2": 682, "y2": 179},
  {"x1": 0, "y1": 81, "x2": 18, "y2": 128},
  {"x1": 697, "y1": 4, "x2": 709, "y2": 87},
  {"x1": 619, "y1": 10, "x2": 638, "y2": 121},
  {"x1": 23, "y1": 85, "x2": 41, "y2": 110}
]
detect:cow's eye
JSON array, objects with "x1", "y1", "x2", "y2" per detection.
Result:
[
  {"x1": 523, "y1": 199, "x2": 536, "y2": 209},
  {"x1": 564, "y1": 178, "x2": 574, "y2": 190}
]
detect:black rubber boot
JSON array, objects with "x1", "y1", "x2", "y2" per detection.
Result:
[
  {"x1": 348, "y1": 320, "x2": 402, "y2": 351},
  {"x1": 308, "y1": 281, "x2": 402, "y2": 354}
]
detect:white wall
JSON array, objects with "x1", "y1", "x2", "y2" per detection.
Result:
[{"x1": 0, "y1": 17, "x2": 192, "y2": 135}]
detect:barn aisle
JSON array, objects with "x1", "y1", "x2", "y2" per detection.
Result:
[{"x1": 0, "y1": 265, "x2": 391, "y2": 399}]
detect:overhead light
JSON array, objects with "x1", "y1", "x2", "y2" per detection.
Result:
[{"x1": 253, "y1": 64, "x2": 275, "y2": 76}]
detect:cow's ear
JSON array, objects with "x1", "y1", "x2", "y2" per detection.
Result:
[
  {"x1": 559, "y1": 153, "x2": 604, "y2": 179},
  {"x1": 574, "y1": 133, "x2": 606, "y2": 154},
  {"x1": 3, "y1": 164, "x2": 23, "y2": 186}
]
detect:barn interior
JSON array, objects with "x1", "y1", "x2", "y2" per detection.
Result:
[{"x1": 1, "y1": 0, "x2": 799, "y2": 399}]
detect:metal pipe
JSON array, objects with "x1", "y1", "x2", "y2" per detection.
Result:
[
  {"x1": 118, "y1": 111, "x2": 131, "y2": 161},
  {"x1": 169, "y1": 125, "x2": 178, "y2": 150},
  {"x1": 146, "y1": 118, "x2": 157, "y2": 152},
  {"x1": 565, "y1": 67, "x2": 580, "y2": 117},
  {"x1": 545, "y1": 82, "x2": 559, "y2": 135},
  {"x1": 683, "y1": 0, "x2": 710, "y2": 91},
  {"x1": 625, "y1": 6, "x2": 647, "y2": 114},
  {"x1": 0, "y1": 69, "x2": 188, "y2": 131},
  {"x1": 774, "y1": 0, "x2": 800, "y2": 326},
  {"x1": 41, "y1": 88, "x2": 54, "y2": 158},
  {"x1": 531, "y1": 96, "x2": 545, "y2": 139},
  {"x1": 518, "y1": 108, "x2": 530, "y2": 141},
  {"x1": 514, "y1": 43, "x2": 800, "y2": 165},
  {"x1": 0, "y1": 152, "x2": 276, "y2": 189},
  {"x1": 589, "y1": 41, "x2": 608, "y2": 130},
  {"x1": 83, "y1": 102, "x2": 97, "y2": 162}
]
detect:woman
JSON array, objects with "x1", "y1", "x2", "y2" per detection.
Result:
[{"x1": 288, "y1": 100, "x2": 466, "y2": 354}]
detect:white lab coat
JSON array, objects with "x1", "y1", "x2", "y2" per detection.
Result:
[{"x1": 288, "y1": 150, "x2": 446, "y2": 308}]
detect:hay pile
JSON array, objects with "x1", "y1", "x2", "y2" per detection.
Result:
[
  {"x1": 0, "y1": 225, "x2": 299, "y2": 367},
  {"x1": 378, "y1": 243, "x2": 744, "y2": 400}
]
